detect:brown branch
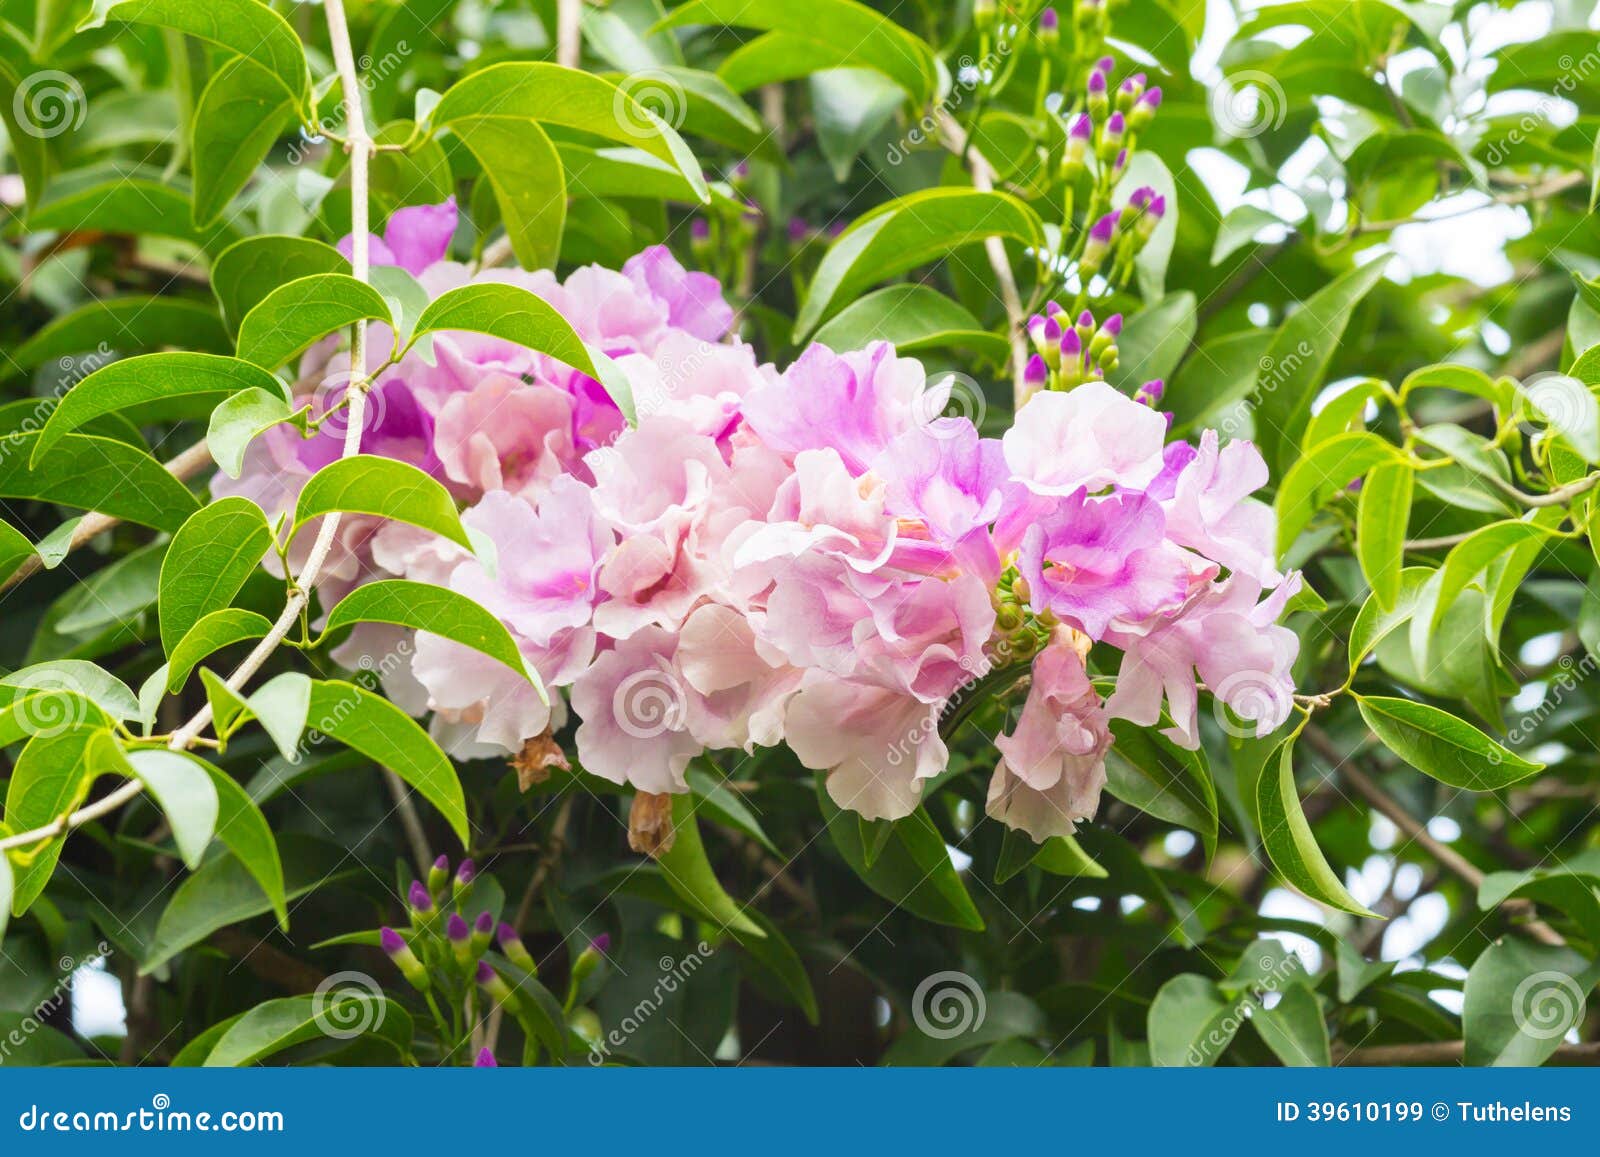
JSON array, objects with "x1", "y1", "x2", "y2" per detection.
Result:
[{"x1": 1335, "y1": 1040, "x2": 1600, "y2": 1066}]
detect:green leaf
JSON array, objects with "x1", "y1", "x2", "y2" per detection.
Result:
[
  {"x1": 1462, "y1": 938, "x2": 1595, "y2": 1066},
  {"x1": 211, "y1": 235, "x2": 347, "y2": 332},
  {"x1": 995, "y1": 828, "x2": 1105, "y2": 884},
  {"x1": 207, "y1": 387, "x2": 302, "y2": 479},
  {"x1": 167, "y1": 608, "x2": 272, "y2": 691},
  {"x1": 0, "y1": 432, "x2": 200, "y2": 532},
  {"x1": 325, "y1": 579, "x2": 540, "y2": 693},
  {"x1": 308, "y1": 679, "x2": 469, "y2": 846},
  {"x1": 1515, "y1": 370, "x2": 1600, "y2": 463},
  {"x1": 433, "y1": 62, "x2": 708, "y2": 268},
  {"x1": 4, "y1": 727, "x2": 101, "y2": 915},
  {"x1": 795, "y1": 190, "x2": 1045, "y2": 338},
  {"x1": 192, "y1": 58, "x2": 295, "y2": 227},
  {"x1": 811, "y1": 285, "x2": 1009, "y2": 363},
  {"x1": 1407, "y1": 519, "x2": 1553, "y2": 663},
  {"x1": 1275, "y1": 432, "x2": 1404, "y2": 554},
  {"x1": 1104, "y1": 719, "x2": 1219, "y2": 859},
  {"x1": 13, "y1": 297, "x2": 230, "y2": 370},
  {"x1": 654, "y1": 792, "x2": 765, "y2": 939},
  {"x1": 2, "y1": 660, "x2": 139, "y2": 720},
  {"x1": 1356, "y1": 695, "x2": 1541, "y2": 790},
  {"x1": 1348, "y1": 566, "x2": 1433, "y2": 674},
  {"x1": 1255, "y1": 737, "x2": 1376, "y2": 916},
  {"x1": 1108, "y1": 293, "x2": 1197, "y2": 392},
  {"x1": 201, "y1": 993, "x2": 412, "y2": 1066},
  {"x1": 1251, "y1": 982, "x2": 1331, "y2": 1066},
  {"x1": 815, "y1": 774, "x2": 984, "y2": 930},
  {"x1": 408, "y1": 282, "x2": 595, "y2": 375},
  {"x1": 0, "y1": 27, "x2": 55, "y2": 207},
  {"x1": 82, "y1": 0, "x2": 312, "y2": 115},
  {"x1": 158, "y1": 496, "x2": 272, "y2": 656},
  {"x1": 293, "y1": 456, "x2": 471, "y2": 550},
  {"x1": 1356, "y1": 461, "x2": 1412, "y2": 610},
  {"x1": 1256, "y1": 257, "x2": 1391, "y2": 475},
  {"x1": 247, "y1": 672, "x2": 312, "y2": 764},
  {"x1": 738, "y1": 909, "x2": 818, "y2": 1024},
  {"x1": 0, "y1": 845, "x2": 12, "y2": 943},
  {"x1": 142, "y1": 834, "x2": 349, "y2": 971},
  {"x1": 1480, "y1": 851, "x2": 1600, "y2": 948},
  {"x1": 200, "y1": 668, "x2": 252, "y2": 738},
  {"x1": 1148, "y1": 974, "x2": 1237, "y2": 1066},
  {"x1": 28, "y1": 164, "x2": 239, "y2": 250},
  {"x1": 188, "y1": 753, "x2": 287, "y2": 928},
  {"x1": 1211, "y1": 204, "x2": 1284, "y2": 265},
  {"x1": 55, "y1": 539, "x2": 166, "y2": 633},
  {"x1": 236, "y1": 273, "x2": 393, "y2": 371},
  {"x1": 107, "y1": 742, "x2": 217, "y2": 870},
  {"x1": 686, "y1": 764, "x2": 778, "y2": 855},
  {"x1": 32, "y1": 353, "x2": 283, "y2": 466},
  {"x1": 1302, "y1": 378, "x2": 1390, "y2": 449},
  {"x1": 656, "y1": 0, "x2": 937, "y2": 102}
]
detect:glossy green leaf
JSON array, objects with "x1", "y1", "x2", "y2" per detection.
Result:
[
  {"x1": 0, "y1": 432, "x2": 200, "y2": 532},
  {"x1": 4, "y1": 727, "x2": 102, "y2": 916},
  {"x1": 293, "y1": 455, "x2": 471, "y2": 549},
  {"x1": 324, "y1": 579, "x2": 539, "y2": 693},
  {"x1": 1148, "y1": 974, "x2": 1236, "y2": 1067},
  {"x1": 408, "y1": 282, "x2": 595, "y2": 374},
  {"x1": 307, "y1": 680, "x2": 469, "y2": 846},
  {"x1": 1356, "y1": 461, "x2": 1412, "y2": 610},
  {"x1": 192, "y1": 58, "x2": 295, "y2": 227},
  {"x1": 158, "y1": 496, "x2": 272, "y2": 655},
  {"x1": 795, "y1": 189, "x2": 1045, "y2": 337},
  {"x1": 211, "y1": 235, "x2": 347, "y2": 332},
  {"x1": 167, "y1": 608, "x2": 273, "y2": 691},
  {"x1": 1462, "y1": 938, "x2": 1596, "y2": 1067},
  {"x1": 104, "y1": 741, "x2": 217, "y2": 870},
  {"x1": 206, "y1": 388, "x2": 302, "y2": 479},
  {"x1": 1255, "y1": 738, "x2": 1376, "y2": 916},
  {"x1": 32, "y1": 353, "x2": 283, "y2": 466},
  {"x1": 14, "y1": 298, "x2": 230, "y2": 370},
  {"x1": 654, "y1": 791, "x2": 765, "y2": 939},
  {"x1": 811, "y1": 285, "x2": 1009, "y2": 363},
  {"x1": 1275, "y1": 432, "x2": 1404, "y2": 554},
  {"x1": 236, "y1": 273, "x2": 393, "y2": 371},
  {"x1": 1356, "y1": 696, "x2": 1542, "y2": 790}
]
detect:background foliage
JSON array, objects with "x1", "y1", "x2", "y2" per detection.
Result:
[{"x1": 1, "y1": 0, "x2": 1600, "y2": 1068}]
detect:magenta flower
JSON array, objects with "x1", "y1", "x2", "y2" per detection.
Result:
[{"x1": 338, "y1": 196, "x2": 458, "y2": 275}]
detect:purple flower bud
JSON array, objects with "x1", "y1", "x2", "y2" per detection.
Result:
[
  {"x1": 408, "y1": 880, "x2": 432, "y2": 913},
  {"x1": 1112, "y1": 148, "x2": 1128, "y2": 176},
  {"x1": 1141, "y1": 87, "x2": 1163, "y2": 111},
  {"x1": 1106, "y1": 111, "x2": 1126, "y2": 138},
  {"x1": 474, "y1": 1047, "x2": 497, "y2": 1068},
  {"x1": 1103, "y1": 313, "x2": 1123, "y2": 336},
  {"x1": 474, "y1": 910, "x2": 494, "y2": 934},
  {"x1": 1077, "y1": 310, "x2": 1094, "y2": 328},
  {"x1": 1042, "y1": 315, "x2": 1063, "y2": 345},
  {"x1": 455, "y1": 859, "x2": 476, "y2": 887},
  {"x1": 380, "y1": 927, "x2": 406, "y2": 957},
  {"x1": 497, "y1": 922, "x2": 518, "y2": 947},
  {"x1": 447, "y1": 913, "x2": 470, "y2": 943},
  {"x1": 1096, "y1": 56, "x2": 1115, "y2": 73},
  {"x1": 590, "y1": 933, "x2": 612, "y2": 955},
  {"x1": 1027, "y1": 314, "x2": 1047, "y2": 345},
  {"x1": 1045, "y1": 300, "x2": 1065, "y2": 317},
  {"x1": 475, "y1": 961, "x2": 495, "y2": 984},
  {"x1": 1128, "y1": 186, "x2": 1153, "y2": 210},
  {"x1": 1069, "y1": 114, "x2": 1093, "y2": 144},
  {"x1": 1024, "y1": 353, "x2": 1048, "y2": 386},
  {"x1": 1087, "y1": 69, "x2": 1106, "y2": 96},
  {"x1": 787, "y1": 218, "x2": 809, "y2": 243},
  {"x1": 690, "y1": 219, "x2": 710, "y2": 242},
  {"x1": 1149, "y1": 194, "x2": 1167, "y2": 219},
  {"x1": 732, "y1": 161, "x2": 749, "y2": 179},
  {"x1": 1135, "y1": 379, "x2": 1166, "y2": 406},
  {"x1": 1039, "y1": 7, "x2": 1059, "y2": 33},
  {"x1": 433, "y1": 854, "x2": 449, "y2": 873},
  {"x1": 1091, "y1": 212, "x2": 1118, "y2": 243},
  {"x1": 1061, "y1": 329, "x2": 1082, "y2": 357}
]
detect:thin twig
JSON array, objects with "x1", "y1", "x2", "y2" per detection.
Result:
[{"x1": 384, "y1": 768, "x2": 434, "y2": 874}]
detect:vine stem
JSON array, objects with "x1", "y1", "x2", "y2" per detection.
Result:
[{"x1": 0, "y1": 0, "x2": 375, "y2": 856}]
